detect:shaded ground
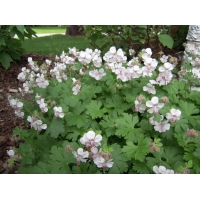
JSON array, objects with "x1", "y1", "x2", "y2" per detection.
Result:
[
  {"x1": 0, "y1": 49, "x2": 184, "y2": 174},
  {"x1": 0, "y1": 53, "x2": 54, "y2": 174}
]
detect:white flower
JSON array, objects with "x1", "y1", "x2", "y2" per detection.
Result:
[
  {"x1": 89, "y1": 68, "x2": 106, "y2": 80},
  {"x1": 53, "y1": 106, "x2": 64, "y2": 118},
  {"x1": 166, "y1": 108, "x2": 181, "y2": 123},
  {"x1": 143, "y1": 83, "x2": 156, "y2": 94},
  {"x1": 93, "y1": 156, "x2": 114, "y2": 168},
  {"x1": 15, "y1": 110, "x2": 24, "y2": 118},
  {"x1": 160, "y1": 55, "x2": 168, "y2": 63},
  {"x1": 80, "y1": 130, "x2": 102, "y2": 148},
  {"x1": 36, "y1": 74, "x2": 49, "y2": 88},
  {"x1": 38, "y1": 98, "x2": 48, "y2": 113},
  {"x1": 78, "y1": 51, "x2": 92, "y2": 65},
  {"x1": 154, "y1": 120, "x2": 170, "y2": 133},
  {"x1": 72, "y1": 148, "x2": 89, "y2": 165},
  {"x1": 159, "y1": 62, "x2": 174, "y2": 73},
  {"x1": 103, "y1": 46, "x2": 127, "y2": 63},
  {"x1": 27, "y1": 116, "x2": 47, "y2": 132},
  {"x1": 72, "y1": 84, "x2": 81, "y2": 95},
  {"x1": 156, "y1": 71, "x2": 173, "y2": 85},
  {"x1": 128, "y1": 65, "x2": 143, "y2": 79},
  {"x1": 7, "y1": 149, "x2": 15, "y2": 157},
  {"x1": 146, "y1": 97, "x2": 164, "y2": 114},
  {"x1": 134, "y1": 100, "x2": 146, "y2": 113},
  {"x1": 153, "y1": 165, "x2": 174, "y2": 174},
  {"x1": 45, "y1": 59, "x2": 51, "y2": 65}
]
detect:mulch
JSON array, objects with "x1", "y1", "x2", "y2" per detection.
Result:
[
  {"x1": 0, "y1": 49, "x2": 183, "y2": 174},
  {"x1": 0, "y1": 53, "x2": 54, "y2": 174}
]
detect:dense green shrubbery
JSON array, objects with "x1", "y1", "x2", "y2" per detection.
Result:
[
  {"x1": 84, "y1": 25, "x2": 189, "y2": 56},
  {"x1": 0, "y1": 25, "x2": 36, "y2": 69},
  {"x1": 6, "y1": 44, "x2": 200, "y2": 174}
]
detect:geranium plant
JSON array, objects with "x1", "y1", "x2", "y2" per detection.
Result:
[{"x1": 8, "y1": 45, "x2": 200, "y2": 174}]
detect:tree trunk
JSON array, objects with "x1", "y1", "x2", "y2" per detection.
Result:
[{"x1": 65, "y1": 25, "x2": 84, "y2": 36}]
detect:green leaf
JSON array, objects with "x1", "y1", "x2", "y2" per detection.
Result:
[
  {"x1": 105, "y1": 95, "x2": 130, "y2": 116},
  {"x1": 46, "y1": 118, "x2": 65, "y2": 138},
  {"x1": 122, "y1": 135, "x2": 151, "y2": 162},
  {"x1": 86, "y1": 100, "x2": 106, "y2": 119},
  {"x1": 0, "y1": 52, "x2": 13, "y2": 69},
  {"x1": 48, "y1": 146, "x2": 71, "y2": 173},
  {"x1": 72, "y1": 162, "x2": 97, "y2": 174},
  {"x1": 17, "y1": 143, "x2": 35, "y2": 165},
  {"x1": 158, "y1": 34, "x2": 174, "y2": 49},
  {"x1": 193, "y1": 147, "x2": 200, "y2": 159},
  {"x1": 7, "y1": 50, "x2": 20, "y2": 60},
  {"x1": 0, "y1": 35, "x2": 6, "y2": 46},
  {"x1": 108, "y1": 144, "x2": 128, "y2": 174},
  {"x1": 132, "y1": 160, "x2": 150, "y2": 174},
  {"x1": 115, "y1": 113, "x2": 139, "y2": 141},
  {"x1": 174, "y1": 118, "x2": 188, "y2": 133},
  {"x1": 178, "y1": 100, "x2": 200, "y2": 126},
  {"x1": 100, "y1": 115, "x2": 116, "y2": 137},
  {"x1": 161, "y1": 146, "x2": 184, "y2": 165},
  {"x1": 16, "y1": 25, "x2": 24, "y2": 35},
  {"x1": 188, "y1": 90, "x2": 200, "y2": 104}
]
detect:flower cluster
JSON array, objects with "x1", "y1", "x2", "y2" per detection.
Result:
[
  {"x1": 134, "y1": 95, "x2": 181, "y2": 133},
  {"x1": 53, "y1": 106, "x2": 64, "y2": 118},
  {"x1": 8, "y1": 95, "x2": 24, "y2": 118},
  {"x1": 50, "y1": 62, "x2": 68, "y2": 82},
  {"x1": 71, "y1": 130, "x2": 114, "y2": 170},
  {"x1": 18, "y1": 57, "x2": 50, "y2": 95},
  {"x1": 153, "y1": 165, "x2": 174, "y2": 174},
  {"x1": 27, "y1": 115, "x2": 47, "y2": 132},
  {"x1": 35, "y1": 94, "x2": 48, "y2": 113},
  {"x1": 89, "y1": 68, "x2": 106, "y2": 80},
  {"x1": 72, "y1": 78, "x2": 81, "y2": 95}
]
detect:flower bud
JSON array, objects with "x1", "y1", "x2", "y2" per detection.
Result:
[
  {"x1": 136, "y1": 95, "x2": 145, "y2": 103},
  {"x1": 186, "y1": 129, "x2": 198, "y2": 138},
  {"x1": 169, "y1": 56, "x2": 178, "y2": 65},
  {"x1": 160, "y1": 96, "x2": 169, "y2": 104},
  {"x1": 150, "y1": 142, "x2": 160, "y2": 152},
  {"x1": 66, "y1": 145, "x2": 73, "y2": 152}
]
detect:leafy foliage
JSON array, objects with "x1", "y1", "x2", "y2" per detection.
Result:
[
  {"x1": 0, "y1": 25, "x2": 36, "y2": 69},
  {"x1": 9, "y1": 39, "x2": 200, "y2": 174}
]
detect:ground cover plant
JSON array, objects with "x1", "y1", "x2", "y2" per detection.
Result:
[{"x1": 5, "y1": 42, "x2": 200, "y2": 174}]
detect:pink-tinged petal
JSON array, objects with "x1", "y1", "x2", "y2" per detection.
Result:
[
  {"x1": 94, "y1": 135, "x2": 102, "y2": 143},
  {"x1": 157, "y1": 103, "x2": 164, "y2": 109},
  {"x1": 151, "y1": 96, "x2": 159, "y2": 104},
  {"x1": 80, "y1": 135, "x2": 88, "y2": 145},
  {"x1": 106, "y1": 160, "x2": 114, "y2": 168},
  {"x1": 153, "y1": 165, "x2": 159, "y2": 174},
  {"x1": 91, "y1": 147, "x2": 98, "y2": 154},
  {"x1": 86, "y1": 131, "x2": 95, "y2": 140},
  {"x1": 164, "y1": 123, "x2": 170, "y2": 130},
  {"x1": 82, "y1": 151, "x2": 89, "y2": 158},
  {"x1": 41, "y1": 124, "x2": 47, "y2": 129},
  {"x1": 110, "y1": 47, "x2": 116, "y2": 54},
  {"x1": 72, "y1": 151, "x2": 78, "y2": 158},
  {"x1": 27, "y1": 116, "x2": 32, "y2": 122},
  {"x1": 146, "y1": 101, "x2": 153, "y2": 107},
  {"x1": 166, "y1": 170, "x2": 174, "y2": 174},
  {"x1": 159, "y1": 166, "x2": 167, "y2": 173},
  {"x1": 59, "y1": 113, "x2": 64, "y2": 118},
  {"x1": 77, "y1": 148, "x2": 84, "y2": 155}
]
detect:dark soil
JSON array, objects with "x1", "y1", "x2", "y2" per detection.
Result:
[
  {"x1": 0, "y1": 53, "x2": 54, "y2": 174},
  {"x1": 0, "y1": 50, "x2": 184, "y2": 174}
]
